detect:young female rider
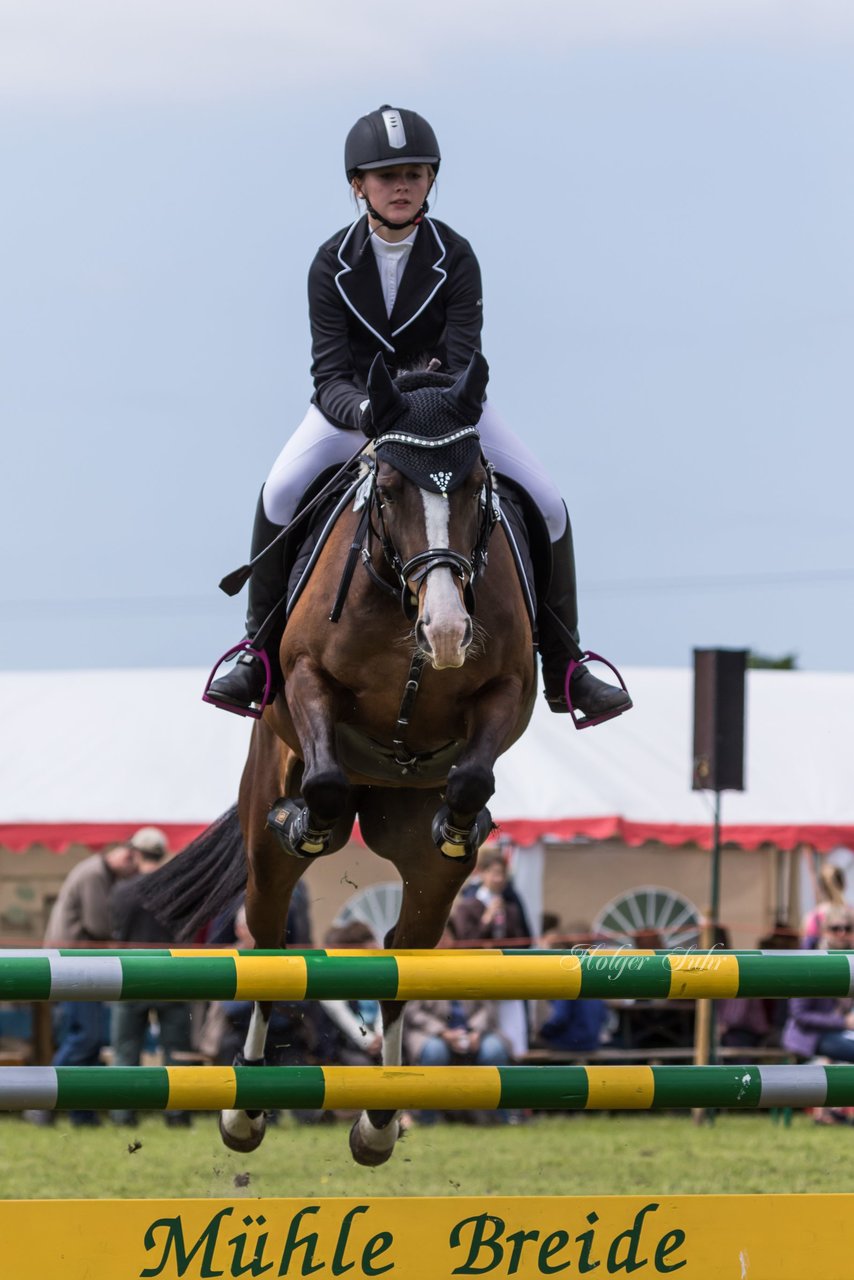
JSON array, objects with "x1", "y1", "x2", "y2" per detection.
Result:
[{"x1": 207, "y1": 105, "x2": 631, "y2": 723}]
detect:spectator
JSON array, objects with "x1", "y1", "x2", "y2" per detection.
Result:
[
  {"x1": 717, "y1": 998, "x2": 772, "y2": 1051},
  {"x1": 198, "y1": 904, "x2": 320, "y2": 1069},
  {"x1": 454, "y1": 849, "x2": 531, "y2": 943},
  {"x1": 26, "y1": 832, "x2": 145, "y2": 1126},
  {"x1": 319, "y1": 922, "x2": 383, "y2": 1065},
  {"x1": 532, "y1": 916, "x2": 613, "y2": 1053},
  {"x1": 534, "y1": 999, "x2": 612, "y2": 1053},
  {"x1": 801, "y1": 862, "x2": 848, "y2": 949},
  {"x1": 197, "y1": 903, "x2": 327, "y2": 1124},
  {"x1": 718, "y1": 925, "x2": 799, "y2": 1053},
  {"x1": 108, "y1": 828, "x2": 194, "y2": 1127},
  {"x1": 206, "y1": 879, "x2": 312, "y2": 948},
  {"x1": 782, "y1": 905, "x2": 854, "y2": 1124},
  {"x1": 404, "y1": 993, "x2": 512, "y2": 1125},
  {"x1": 452, "y1": 853, "x2": 530, "y2": 1059}
]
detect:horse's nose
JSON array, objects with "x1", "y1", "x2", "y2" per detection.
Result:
[
  {"x1": 419, "y1": 609, "x2": 472, "y2": 669},
  {"x1": 416, "y1": 619, "x2": 433, "y2": 655}
]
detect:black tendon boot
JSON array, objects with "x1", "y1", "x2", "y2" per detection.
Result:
[
  {"x1": 207, "y1": 492, "x2": 288, "y2": 713},
  {"x1": 539, "y1": 509, "x2": 633, "y2": 720}
]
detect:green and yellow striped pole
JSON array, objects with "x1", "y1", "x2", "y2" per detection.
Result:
[
  {"x1": 0, "y1": 947, "x2": 851, "y2": 1002},
  {"x1": 2, "y1": 1063, "x2": 852, "y2": 1113}
]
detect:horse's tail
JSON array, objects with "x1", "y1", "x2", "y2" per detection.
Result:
[{"x1": 140, "y1": 804, "x2": 247, "y2": 942}]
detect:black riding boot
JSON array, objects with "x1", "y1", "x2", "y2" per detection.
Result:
[
  {"x1": 207, "y1": 491, "x2": 287, "y2": 713},
  {"x1": 539, "y1": 508, "x2": 632, "y2": 719}
]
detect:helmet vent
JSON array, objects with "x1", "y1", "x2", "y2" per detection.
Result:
[{"x1": 381, "y1": 108, "x2": 407, "y2": 150}]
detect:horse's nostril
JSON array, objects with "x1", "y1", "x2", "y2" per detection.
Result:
[
  {"x1": 416, "y1": 621, "x2": 431, "y2": 653},
  {"x1": 463, "y1": 619, "x2": 473, "y2": 648}
]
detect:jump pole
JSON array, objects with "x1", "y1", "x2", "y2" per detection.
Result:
[
  {"x1": 1, "y1": 947, "x2": 852, "y2": 1001},
  {"x1": 2, "y1": 1062, "x2": 854, "y2": 1113}
]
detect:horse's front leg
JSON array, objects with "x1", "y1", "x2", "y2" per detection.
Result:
[
  {"x1": 434, "y1": 676, "x2": 527, "y2": 861},
  {"x1": 219, "y1": 998, "x2": 275, "y2": 1153},
  {"x1": 268, "y1": 656, "x2": 350, "y2": 858},
  {"x1": 348, "y1": 791, "x2": 472, "y2": 1166}
]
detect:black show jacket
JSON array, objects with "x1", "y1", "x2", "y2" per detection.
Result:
[{"x1": 308, "y1": 215, "x2": 483, "y2": 430}]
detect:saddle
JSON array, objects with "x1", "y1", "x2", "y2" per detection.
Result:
[{"x1": 286, "y1": 465, "x2": 364, "y2": 617}]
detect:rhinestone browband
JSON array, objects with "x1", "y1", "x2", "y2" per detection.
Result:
[{"x1": 373, "y1": 426, "x2": 480, "y2": 449}]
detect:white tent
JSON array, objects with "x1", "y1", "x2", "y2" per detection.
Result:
[{"x1": 2, "y1": 666, "x2": 853, "y2": 853}]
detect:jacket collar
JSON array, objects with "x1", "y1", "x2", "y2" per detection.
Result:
[{"x1": 334, "y1": 217, "x2": 448, "y2": 354}]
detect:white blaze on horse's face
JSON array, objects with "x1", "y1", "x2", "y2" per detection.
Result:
[{"x1": 417, "y1": 489, "x2": 473, "y2": 669}]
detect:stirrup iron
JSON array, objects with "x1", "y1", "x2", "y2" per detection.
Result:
[
  {"x1": 202, "y1": 641, "x2": 272, "y2": 719},
  {"x1": 564, "y1": 650, "x2": 631, "y2": 730}
]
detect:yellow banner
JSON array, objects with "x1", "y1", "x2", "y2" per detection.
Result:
[{"x1": 3, "y1": 1194, "x2": 853, "y2": 1279}]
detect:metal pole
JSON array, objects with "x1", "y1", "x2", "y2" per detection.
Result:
[{"x1": 708, "y1": 789, "x2": 722, "y2": 1066}]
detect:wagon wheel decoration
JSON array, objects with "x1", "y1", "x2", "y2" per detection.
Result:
[
  {"x1": 592, "y1": 886, "x2": 701, "y2": 950},
  {"x1": 335, "y1": 881, "x2": 403, "y2": 945}
]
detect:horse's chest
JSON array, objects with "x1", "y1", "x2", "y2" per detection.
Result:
[{"x1": 333, "y1": 657, "x2": 478, "y2": 752}]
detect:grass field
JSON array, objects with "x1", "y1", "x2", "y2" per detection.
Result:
[{"x1": 3, "y1": 1110, "x2": 854, "y2": 1201}]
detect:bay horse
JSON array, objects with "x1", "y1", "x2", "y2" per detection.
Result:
[{"x1": 145, "y1": 351, "x2": 536, "y2": 1165}]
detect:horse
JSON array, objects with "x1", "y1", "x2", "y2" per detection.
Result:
[{"x1": 144, "y1": 350, "x2": 537, "y2": 1165}]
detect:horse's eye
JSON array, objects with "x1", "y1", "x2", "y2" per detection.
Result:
[{"x1": 378, "y1": 487, "x2": 394, "y2": 505}]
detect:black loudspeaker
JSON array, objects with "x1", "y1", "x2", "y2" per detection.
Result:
[{"x1": 692, "y1": 648, "x2": 747, "y2": 792}]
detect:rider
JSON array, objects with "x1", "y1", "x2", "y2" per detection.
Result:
[{"x1": 207, "y1": 105, "x2": 631, "y2": 722}]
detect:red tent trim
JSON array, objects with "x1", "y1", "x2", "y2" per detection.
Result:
[
  {"x1": 2, "y1": 819, "x2": 852, "y2": 855},
  {"x1": 0, "y1": 824, "x2": 210, "y2": 854}
]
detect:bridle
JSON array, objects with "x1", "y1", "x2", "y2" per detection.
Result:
[
  {"x1": 360, "y1": 456, "x2": 499, "y2": 622},
  {"x1": 326, "y1": 455, "x2": 499, "y2": 771}
]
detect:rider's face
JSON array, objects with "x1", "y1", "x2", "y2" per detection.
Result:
[{"x1": 353, "y1": 164, "x2": 434, "y2": 238}]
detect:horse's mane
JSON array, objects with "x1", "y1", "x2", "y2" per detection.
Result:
[{"x1": 393, "y1": 367, "x2": 456, "y2": 393}]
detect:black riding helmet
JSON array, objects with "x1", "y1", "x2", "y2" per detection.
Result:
[{"x1": 345, "y1": 105, "x2": 441, "y2": 180}]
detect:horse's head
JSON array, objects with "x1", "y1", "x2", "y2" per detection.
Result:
[{"x1": 364, "y1": 352, "x2": 495, "y2": 670}]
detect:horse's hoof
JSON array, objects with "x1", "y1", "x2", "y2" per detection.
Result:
[
  {"x1": 219, "y1": 1109, "x2": 267, "y2": 1153},
  {"x1": 267, "y1": 798, "x2": 333, "y2": 859},
  {"x1": 348, "y1": 1114, "x2": 399, "y2": 1167},
  {"x1": 431, "y1": 803, "x2": 494, "y2": 861}
]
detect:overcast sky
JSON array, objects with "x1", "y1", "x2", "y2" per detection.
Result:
[{"x1": 3, "y1": 0, "x2": 853, "y2": 676}]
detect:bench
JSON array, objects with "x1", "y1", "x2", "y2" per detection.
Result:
[
  {"x1": 0, "y1": 1038, "x2": 32, "y2": 1066},
  {"x1": 520, "y1": 1045, "x2": 793, "y2": 1066}
]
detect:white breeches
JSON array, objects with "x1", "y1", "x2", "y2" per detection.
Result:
[{"x1": 262, "y1": 403, "x2": 567, "y2": 541}]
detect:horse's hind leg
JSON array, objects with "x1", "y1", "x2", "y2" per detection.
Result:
[
  {"x1": 217, "y1": 723, "x2": 292, "y2": 1152},
  {"x1": 347, "y1": 789, "x2": 472, "y2": 1167}
]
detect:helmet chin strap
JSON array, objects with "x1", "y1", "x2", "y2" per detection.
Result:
[{"x1": 363, "y1": 196, "x2": 429, "y2": 232}]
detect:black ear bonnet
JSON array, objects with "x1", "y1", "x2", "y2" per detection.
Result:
[{"x1": 366, "y1": 352, "x2": 490, "y2": 495}]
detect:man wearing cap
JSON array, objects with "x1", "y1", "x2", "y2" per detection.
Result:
[
  {"x1": 108, "y1": 828, "x2": 194, "y2": 1127},
  {"x1": 27, "y1": 832, "x2": 147, "y2": 1125}
]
